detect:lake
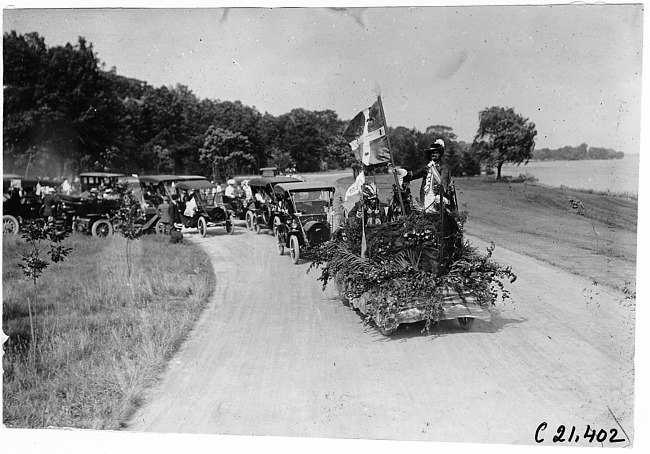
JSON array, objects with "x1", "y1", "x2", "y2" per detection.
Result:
[{"x1": 500, "y1": 154, "x2": 640, "y2": 197}]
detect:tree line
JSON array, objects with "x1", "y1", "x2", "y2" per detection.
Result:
[
  {"x1": 533, "y1": 144, "x2": 624, "y2": 161},
  {"x1": 9, "y1": 31, "x2": 608, "y2": 183}
]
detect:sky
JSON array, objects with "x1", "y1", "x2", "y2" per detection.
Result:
[{"x1": 2, "y1": 1, "x2": 645, "y2": 156}]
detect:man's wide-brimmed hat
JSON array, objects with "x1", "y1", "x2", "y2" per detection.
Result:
[{"x1": 429, "y1": 139, "x2": 445, "y2": 151}]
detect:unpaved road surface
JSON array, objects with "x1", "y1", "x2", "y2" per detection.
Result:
[{"x1": 126, "y1": 219, "x2": 635, "y2": 446}]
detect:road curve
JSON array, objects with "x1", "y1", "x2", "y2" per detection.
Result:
[{"x1": 126, "y1": 221, "x2": 634, "y2": 446}]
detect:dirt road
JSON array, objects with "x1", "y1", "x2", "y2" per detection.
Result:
[{"x1": 126, "y1": 220, "x2": 635, "y2": 446}]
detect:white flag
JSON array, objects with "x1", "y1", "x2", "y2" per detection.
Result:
[{"x1": 345, "y1": 171, "x2": 365, "y2": 201}]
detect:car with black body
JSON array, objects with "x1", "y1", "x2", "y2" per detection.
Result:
[
  {"x1": 273, "y1": 181, "x2": 336, "y2": 264},
  {"x1": 173, "y1": 180, "x2": 235, "y2": 237},
  {"x1": 138, "y1": 175, "x2": 208, "y2": 233},
  {"x1": 78, "y1": 172, "x2": 124, "y2": 193},
  {"x1": 244, "y1": 176, "x2": 303, "y2": 234},
  {"x1": 3, "y1": 175, "x2": 64, "y2": 234}
]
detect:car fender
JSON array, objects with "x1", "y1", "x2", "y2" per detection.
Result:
[{"x1": 303, "y1": 220, "x2": 327, "y2": 232}]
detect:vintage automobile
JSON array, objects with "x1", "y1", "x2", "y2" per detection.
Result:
[
  {"x1": 3, "y1": 176, "x2": 62, "y2": 234},
  {"x1": 273, "y1": 181, "x2": 336, "y2": 264},
  {"x1": 173, "y1": 180, "x2": 235, "y2": 237},
  {"x1": 244, "y1": 176, "x2": 303, "y2": 234},
  {"x1": 259, "y1": 166, "x2": 278, "y2": 177},
  {"x1": 138, "y1": 175, "x2": 209, "y2": 233},
  {"x1": 78, "y1": 172, "x2": 125, "y2": 193},
  {"x1": 54, "y1": 192, "x2": 120, "y2": 237}
]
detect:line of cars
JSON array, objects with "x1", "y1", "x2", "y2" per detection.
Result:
[
  {"x1": 3, "y1": 172, "x2": 124, "y2": 236},
  {"x1": 2, "y1": 173, "x2": 238, "y2": 238},
  {"x1": 3, "y1": 172, "x2": 339, "y2": 259},
  {"x1": 241, "y1": 176, "x2": 337, "y2": 264}
]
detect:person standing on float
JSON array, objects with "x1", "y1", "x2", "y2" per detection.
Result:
[{"x1": 396, "y1": 139, "x2": 451, "y2": 212}]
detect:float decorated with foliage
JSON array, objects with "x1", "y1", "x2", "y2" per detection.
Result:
[{"x1": 309, "y1": 91, "x2": 516, "y2": 335}]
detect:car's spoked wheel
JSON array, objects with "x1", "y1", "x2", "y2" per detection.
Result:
[
  {"x1": 198, "y1": 217, "x2": 207, "y2": 237},
  {"x1": 457, "y1": 317, "x2": 475, "y2": 330},
  {"x1": 245, "y1": 211, "x2": 254, "y2": 230},
  {"x1": 3, "y1": 215, "x2": 19, "y2": 234},
  {"x1": 155, "y1": 219, "x2": 166, "y2": 235},
  {"x1": 271, "y1": 216, "x2": 279, "y2": 236},
  {"x1": 91, "y1": 219, "x2": 114, "y2": 238},
  {"x1": 253, "y1": 217, "x2": 261, "y2": 234},
  {"x1": 289, "y1": 235, "x2": 300, "y2": 264}
]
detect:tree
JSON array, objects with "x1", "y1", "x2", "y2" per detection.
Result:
[
  {"x1": 268, "y1": 147, "x2": 295, "y2": 172},
  {"x1": 18, "y1": 220, "x2": 73, "y2": 355},
  {"x1": 3, "y1": 32, "x2": 124, "y2": 176},
  {"x1": 199, "y1": 126, "x2": 255, "y2": 180},
  {"x1": 473, "y1": 106, "x2": 537, "y2": 180},
  {"x1": 112, "y1": 187, "x2": 144, "y2": 283}
]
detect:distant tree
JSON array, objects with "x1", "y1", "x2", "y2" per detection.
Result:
[
  {"x1": 389, "y1": 126, "x2": 421, "y2": 167},
  {"x1": 199, "y1": 126, "x2": 255, "y2": 180},
  {"x1": 473, "y1": 106, "x2": 537, "y2": 180},
  {"x1": 325, "y1": 134, "x2": 356, "y2": 170},
  {"x1": 270, "y1": 108, "x2": 342, "y2": 172},
  {"x1": 448, "y1": 141, "x2": 481, "y2": 177},
  {"x1": 268, "y1": 146, "x2": 295, "y2": 172}
]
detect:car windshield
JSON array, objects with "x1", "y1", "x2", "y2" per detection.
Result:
[{"x1": 290, "y1": 190, "x2": 332, "y2": 215}]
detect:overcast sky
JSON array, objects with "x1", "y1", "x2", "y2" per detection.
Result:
[{"x1": 2, "y1": 2, "x2": 645, "y2": 155}]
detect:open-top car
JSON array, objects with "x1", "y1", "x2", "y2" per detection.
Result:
[
  {"x1": 244, "y1": 176, "x2": 303, "y2": 234},
  {"x1": 138, "y1": 175, "x2": 208, "y2": 233},
  {"x1": 174, "y1": 180, "x2": 235, "y2": 237},
  {"x1": 273, "y1": 181, "x2": 336, "y2": 264}
]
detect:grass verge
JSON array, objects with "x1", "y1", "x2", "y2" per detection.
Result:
[{"x1": 2, "y1": 233, "x2": 215, "y2": 429}]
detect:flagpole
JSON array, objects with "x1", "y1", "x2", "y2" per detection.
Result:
[{"x1": 375, "y1": 94, "x2": 406, "y2": 219}]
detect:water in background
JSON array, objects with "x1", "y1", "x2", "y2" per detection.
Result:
[{"x1": 500, "y1": 154, "x2": 640, "y2": 197}]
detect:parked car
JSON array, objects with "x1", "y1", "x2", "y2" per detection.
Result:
[
  {"x1": 138, "y1": 175, "x2": 208, "y2": 233},
  {"x1": 3, "y1": 176, "x2": 60, "y2": 234},
  {"x1": 173, "y1": 180, "x2": 235, "y2": 237},
  {"x1": 78, "y1": 172, "x2": 124, "y2": 193},
  {"x1": 273, "y1": 181, "x2": 336, "y2": 264},
  {"x1": 259, "y1": 166, "x2": 278, "y2": 177},
  {"x1": 54, "y1": 192, "x2": 119, "y2": 237},
  {"x1": 244, "y1": 176, "x2": 303, "y2": 234}
]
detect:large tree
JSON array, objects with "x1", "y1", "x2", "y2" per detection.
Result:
[
  {"x1": 199, "y1": 126, "x2": 255, "y2": 180},
  {"x1": 3, "y1": 32, "x2": 124, "y2": 176},
  {"x1": 472, "y1": 106, "x2": 537, "y2": 180}
]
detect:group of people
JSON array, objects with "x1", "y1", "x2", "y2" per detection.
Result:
[
  {"x1": 156, "y1": 191, "x2": 197, "y2": 231},
  {"x1": 211, "y1": 179, "x2": 247, "y2": 200},
  {"x1": 348, "y1": 138, "x2": 454, "y2": 225}
]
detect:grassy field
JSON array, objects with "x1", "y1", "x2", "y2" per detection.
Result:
[
  {"x1": 2, "y1": 233, "x2": 215, "y2": 429},
  {"x1": 455, "y1": 177, "x2": 637, "y2": 293},
  {"x1": 339, "y1": 173, "x2": 638, "y2": 294}
]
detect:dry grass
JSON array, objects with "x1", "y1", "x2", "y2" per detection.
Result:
[{"x1": 2, "y1": 233, "x2": 215, "y2": 429}]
